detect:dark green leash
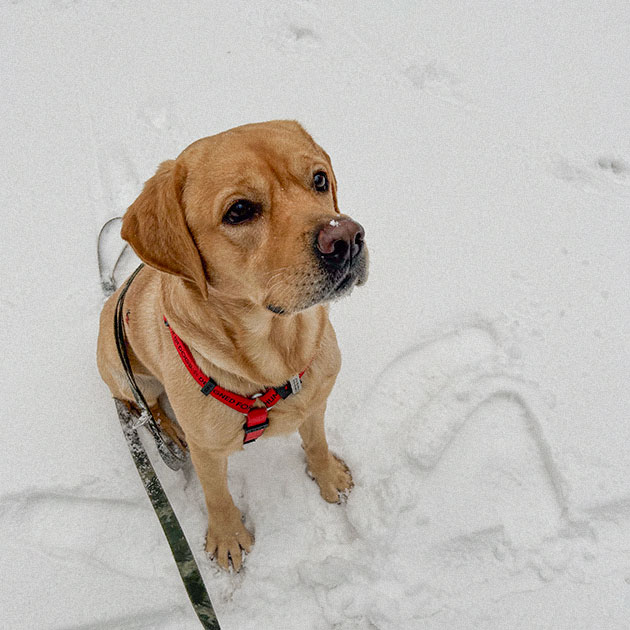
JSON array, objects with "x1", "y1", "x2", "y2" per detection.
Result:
[
  {"x1": 99, "y1": 225, "x2": 221, "y2": 629},
  {"x1": 114, "y1": 399, "x2": 220, "y2": 629}
]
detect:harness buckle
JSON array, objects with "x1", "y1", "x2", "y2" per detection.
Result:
[{"x1": 243, "y1": 407, "x2": 269, "y2": 444}]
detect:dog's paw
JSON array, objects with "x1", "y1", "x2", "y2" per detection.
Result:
[
  {"x1": 205, "y1": 517, "x2": 254, "y2": 572},
  {"x1": 308, "y1": 454, "x2": 354, "y2": 503}
]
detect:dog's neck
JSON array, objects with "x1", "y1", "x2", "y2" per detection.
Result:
[{"x1": 160, "y1": 276, "x2": 329, "y2": 389}]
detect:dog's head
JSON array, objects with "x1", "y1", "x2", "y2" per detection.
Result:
[{"x1": 122, "y1": 120, "x2": 368, "y2": 314}]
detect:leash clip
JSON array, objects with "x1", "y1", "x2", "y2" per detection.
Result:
[{"x1": 131, "y1": 410, "x2": 152, "y2": 429}]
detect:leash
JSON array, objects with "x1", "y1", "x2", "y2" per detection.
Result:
[
  {"x1": 98, "y1": 223, "x2": 221, "y2": 629},
  {"x1": 115, "y1": 399, "x2": 220, "y2": 630}
]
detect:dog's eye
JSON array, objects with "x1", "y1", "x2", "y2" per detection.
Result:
[
  {"x1": 223, "y1": 200, "x2": 260, "y2": 225},
  {"x1": 313, "y1": 171, "x2": 329, "y2": 193}
]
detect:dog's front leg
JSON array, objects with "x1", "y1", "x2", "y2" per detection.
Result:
[
  {"x1": 299, "y1": 405, "x2": 354, "y2": 503},
  {"x1": 188, "y1": 442, "x2": 253, "y2": 571}
]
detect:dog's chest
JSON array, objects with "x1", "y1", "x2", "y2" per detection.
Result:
[
  {"x1": 262, "y1": 392, "x2": 311, "y2": 438},
  {"x1": 247, "y1": 373, "x2": 320, "y2": 441}
]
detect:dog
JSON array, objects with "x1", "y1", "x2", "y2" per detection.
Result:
[{"x1": 97, "y1": 120, "x2": 368, "y2": 570}]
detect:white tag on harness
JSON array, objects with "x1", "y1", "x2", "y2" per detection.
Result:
[{"x1": 289, "y1": 374, "x2": 302, "y2": 395}]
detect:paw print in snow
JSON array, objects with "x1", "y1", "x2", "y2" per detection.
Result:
[{"x1": 596, "y1": 155, "x2": 630, "y2": 182}]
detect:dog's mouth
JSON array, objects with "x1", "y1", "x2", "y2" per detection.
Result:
[
  {"x1": 317, "y1": 270, "x2": 360, "y2": 307},
  {"x1": 265, "y1": 241, "x2": 369, "y2": 316},
  {"x1": 267, "y1": 304, "x2": 286, "y2": 315},
  {"x1": 336, "y1": 268, "x2": 358, "y2": 291},
  {"x1": 266, "y1": 263, "x2": 367, "y2": 316},
  {"x1": 327, "y1": 247, "x2": 369, "y2": 295}
]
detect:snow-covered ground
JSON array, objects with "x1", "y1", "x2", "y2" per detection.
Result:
[{"x1": 2, "y1": 1, "x2": 630, "y2": 628}]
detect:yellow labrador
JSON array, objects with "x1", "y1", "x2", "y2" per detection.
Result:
[{"x1": 97, "y1": 121, "x2": 368, "y2": 570}]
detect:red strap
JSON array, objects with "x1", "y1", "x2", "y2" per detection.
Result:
[
  {"x1": 165, "y1": 317, "x2": 254, "y2": 413},
  {"x1": 164, "y1": 317, "x2": 307, "y2": 443},
  {"x1": 259, "y1": 388, "x2": 280, "y2": 408},
  {"x1": 165, "y1": 319, "x2": 209, "y2": 388},
  {"x1": 243, "y1": 407, "x2": 269, "y2": 444}
]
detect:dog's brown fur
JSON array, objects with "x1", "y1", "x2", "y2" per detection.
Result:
[{"x1": 97, "y1": 121, "x2": 367, "y2": 571}]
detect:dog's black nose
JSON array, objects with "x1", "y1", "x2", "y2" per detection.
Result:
[{"x1": 316, "y1": 219, "x2": 365, "y2": 268}]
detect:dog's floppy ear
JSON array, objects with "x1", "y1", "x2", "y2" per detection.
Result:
[{"x1": 121, "y1": 159, "x2": 208, "y2": 300}]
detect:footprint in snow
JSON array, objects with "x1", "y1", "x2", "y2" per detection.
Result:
[
  {"x1": 403, "y1": 61, "x2": 474, "y2": 110},
  {"x1": 0, "y1": 487, "x2": 163, "y2": 580},
  {"x1": 351, "y1": 321, "x2": 568, "y2": 510},
  {"x1": 596, "y1": 155, "x2": 630, "y2": 180},
  {"x1": 551, "y1": 153, "x2": 630, "y2": 196},
  {"x1": 342, "y1": 321, "x2": 595, "y2": 603},
  {"x1": 273, "y1": 24, "x2": 321, "y2": 51}
]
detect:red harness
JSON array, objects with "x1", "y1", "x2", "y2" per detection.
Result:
[{"x1": 164, "y1": 317, "x2": 306, "y2": 444}]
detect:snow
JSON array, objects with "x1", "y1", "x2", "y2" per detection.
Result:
[{"x1": 2, "y1": 1, "x2": 630, "y2": 628}]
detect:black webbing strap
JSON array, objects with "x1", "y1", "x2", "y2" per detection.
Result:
[
  {"x1": 112, "y1": 263, "x2": 220, "y2": 629},
  {"x1": 113, "y1": 264, "x2": 186, "y2": 470},
  {"x1": 113, "y1": 263, "x2": 149, "y2": 411}
]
